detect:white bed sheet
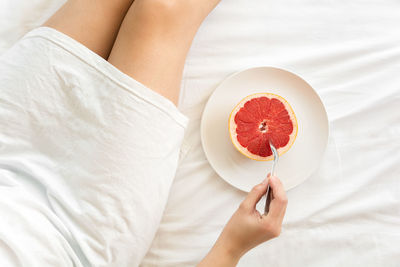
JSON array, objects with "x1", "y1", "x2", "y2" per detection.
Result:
[{"x1": 1, "y1": 0, "x2": 399, "y2": 266}]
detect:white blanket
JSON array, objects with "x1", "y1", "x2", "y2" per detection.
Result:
[{"x1": 1, "y1": 0, "x2": 399, "y2": 266}]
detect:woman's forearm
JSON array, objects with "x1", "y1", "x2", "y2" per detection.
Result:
[{"x1": 198, "y1": 240, "x2": 242, "y2": 267}]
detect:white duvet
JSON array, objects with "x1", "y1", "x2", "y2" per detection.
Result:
[{"x1": 1, "y1": 0, "x2": 399, "y2": 266}]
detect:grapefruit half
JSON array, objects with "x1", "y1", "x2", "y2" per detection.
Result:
[{"x1": 229, "y1": 93, "x2": 298, "y2": 161}]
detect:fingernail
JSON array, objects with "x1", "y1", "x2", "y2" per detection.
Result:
[{"x1": 262, "y1": 178, "x2": 268, "y2": 185}]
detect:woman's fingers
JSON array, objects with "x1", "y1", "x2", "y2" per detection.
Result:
[
  {"x1": 264, "y1": 176, "x2": 288, "y2": 222},
  {"x1": 240, "y1": 179, "x2": 269, "y2": 211}
]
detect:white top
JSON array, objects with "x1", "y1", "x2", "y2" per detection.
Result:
[{"x1": 0, "y1": 27, "x2": 187, "y2": 266}]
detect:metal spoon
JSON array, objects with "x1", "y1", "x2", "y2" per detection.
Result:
[{"x1": 264, "y1": 141, "x2": 279, "y2": 215}]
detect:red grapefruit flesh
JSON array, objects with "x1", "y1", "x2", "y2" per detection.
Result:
[{"x1": 229, "y1": 93, "x2": 298, "y2": 161}]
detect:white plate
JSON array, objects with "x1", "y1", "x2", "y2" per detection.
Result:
[{"x1": 201, "y1": 67, "x2": 329, "y2": 192}]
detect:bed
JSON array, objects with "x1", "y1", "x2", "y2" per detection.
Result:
[{"x1": 1, "y1": 0, "x2": 399, "y2": 266}]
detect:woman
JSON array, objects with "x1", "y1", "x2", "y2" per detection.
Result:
[{"x1": 0, "y1": 0, "x2": 287, "y2": 266}]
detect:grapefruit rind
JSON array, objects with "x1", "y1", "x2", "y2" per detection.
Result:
[{"x1": 228, "y1": 92, "x2": 298, "y2": 161}]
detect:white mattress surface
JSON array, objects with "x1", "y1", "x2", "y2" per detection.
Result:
[{"x1": 1, "y1": 0, "x2": 400, "y2": 266}]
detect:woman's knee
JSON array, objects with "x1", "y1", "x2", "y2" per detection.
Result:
[{"x1": 135, "y1": 0, "x2": 199, "y2": 25}]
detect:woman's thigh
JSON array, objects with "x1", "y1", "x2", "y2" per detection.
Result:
[
  {"x1": 108, "y1": 0, "x2": 221, "y2": 105},
  {"x1": 44, "y1": 0, "x2": 134, "y2": 59}
]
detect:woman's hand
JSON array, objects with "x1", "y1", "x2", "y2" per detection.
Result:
[{"x1": 198, "y1": 176, "x2": 288, "y2": 267}]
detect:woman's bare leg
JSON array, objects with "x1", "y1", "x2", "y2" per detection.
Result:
[
  {"x1": 44, "y1": 0, "x2": 134, "y2": 59},
  {"x1": 108, "y1": 0, "x2": 221, "y2": 105}
]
